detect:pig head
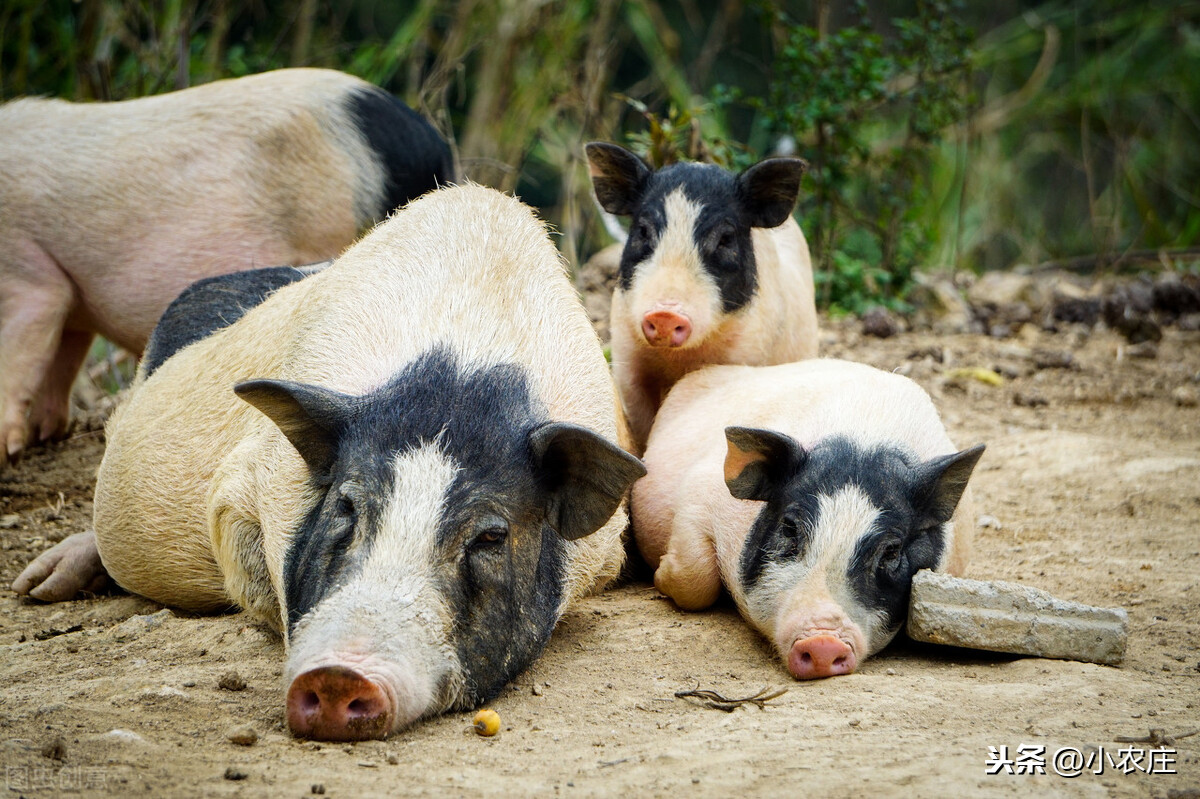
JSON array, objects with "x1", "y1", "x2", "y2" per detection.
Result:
[
  {"x1": 723, "y1": 428, "x2": 985, "y2": 679},
  {"x1": 585, "y1": 142, "x2": 819, "y2": 449},
  {"x1": 229, "y1": 351, "x2": 643, "y2": 740}
]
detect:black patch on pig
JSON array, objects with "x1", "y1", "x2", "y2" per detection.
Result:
[
  {"x1": 280, "y1": 347, "x2": 645, "y2": 708},
  {"x1": 346, "y1": 86, "x2": 455, "y2": 219},
  {"x1": 144, "y1": 264, "x2": 325, "y2": 378},
  {"x1": 738, "y1": 436, "x2": 948, "y2": 631},
  {"x1": 618, "y1": 163, "x2": 760, "y2": 314}
]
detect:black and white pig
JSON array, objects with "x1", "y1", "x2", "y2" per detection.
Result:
[
  {"x1": 14, "y1": 184, "x2": 644, "y2": 740},
  {"x1": 633, "y1": 359, "x2": 983, "y2": 679},
  {"x1": 585, "y1": 142, "x2": 819, "y2": 450},
  {"x1": 0, "y1": 67, "x2": 453, "y2": 465}
]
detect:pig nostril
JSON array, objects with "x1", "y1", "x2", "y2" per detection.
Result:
[
  {"x1": 299, "y1": 691, "x2": 320, "y2": 713},
  {"x1": 347, "y1": 697, "x2": 372, "y2": 717}
]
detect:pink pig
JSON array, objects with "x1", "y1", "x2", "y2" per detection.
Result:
[
  {"x1": 0, "y1": 68, "x2": 451, "y2": 464},
  {"x1": 585, "y1": 142, "x2": 819, "y2": 452},
  {"x1": 634, "y1": 359, "x2": 984, "y2": 679}
]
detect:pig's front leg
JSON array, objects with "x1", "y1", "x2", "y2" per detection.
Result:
[
  {"x1": 0, "y1": 239, "x2": 76, "y2": 464},
  {"x1": 12, "y1": 531, "x2": 109, "y2": 601}
]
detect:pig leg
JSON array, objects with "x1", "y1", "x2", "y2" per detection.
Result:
[
  {"x1": 12, "y1": 531, "x2": 109, "y2": 601},
  {"x1": 0, "y1": 241, "x2": 75, "y2": 464},
  {"x1": 653, "y1": 511, "x2": 722, "y2": 610},
  {"x1": 31, "y1": 330, "x2": 94, "y2": 444}
]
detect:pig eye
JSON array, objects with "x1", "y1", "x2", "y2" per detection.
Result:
[
  {"x1": 717, "y1": 230, "x2": 735, "y2": 251},
  {"x1": 334, "y1": 493, "x2": 356, "y2": 519},
  {"x1": 875, "y1": 539, "x2": 905, "y2": 575},
  {"x1": 470, "y1": 516, "x2": 509, "y2": 549}
]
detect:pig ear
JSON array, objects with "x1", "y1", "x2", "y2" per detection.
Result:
[
  {"x1": 530, "y1": 421, "x2": 647, "y2": 541},
  {"x1": 585, "y1": 142, "x2": 651, "y2": 216},
  {"x1": 723, "y1": 426, "x2": 806, "y2": 502},
  {"x1": 910, "y1": 444, "x2": 986, "y2": 528},
  {"x1": 234, "y1": 379, "x2": 354, "y2": 476},
  {"x1": 737, "y1": 157, "x2": 808, "y2": 228}
]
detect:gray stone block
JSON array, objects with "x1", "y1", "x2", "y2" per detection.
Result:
[{"x1": 907, "y1": 570, "x2": 1128, "y2": 666}]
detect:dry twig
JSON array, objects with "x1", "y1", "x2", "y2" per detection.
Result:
[
  {"x1": 673, "y1": 686, "x2": 788, "y2": 713},
  {"x1": 1113, "y1": 728, "x2": 1199, "y2": 747}
]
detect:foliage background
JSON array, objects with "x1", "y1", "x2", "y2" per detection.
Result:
[{"x1": 3, "y1": 0, "x2": 1198, "y2": 314}]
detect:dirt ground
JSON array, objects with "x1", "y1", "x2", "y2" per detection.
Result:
[{"x1": 2, "y1": 312, "x2": 1198, "y2": 798}]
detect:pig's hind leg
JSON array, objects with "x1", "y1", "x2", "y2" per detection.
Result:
[
  {"x1": 32, "y1": 330, "x2": 95, "y2": 444},
  {"x1": 0, "y1": 240, "x2": 77, "y2": 464},
  {"x1": 653, "y1": 510, "x2": 722, "y2": 611},
  {"x1": 12, "y1": 531, "x2": 109, "y2": 602}
]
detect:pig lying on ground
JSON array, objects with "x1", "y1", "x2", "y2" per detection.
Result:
[
  {"x1": 634, "y1": 359, "x2": 984, "y2": 679},
  {"x1": 585, "y1": 142, "x2": 819, "y2": 450},
  {"x1": 14, "y1": 184, "x2": 644, "y2": 740},
  {"x1": 0, "y1": 67, "x2": 453, "y2": 465}
]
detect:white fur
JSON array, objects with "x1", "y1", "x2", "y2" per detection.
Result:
[{"x1": 284, "y1": 446, "x2": 464, "y2": 725}]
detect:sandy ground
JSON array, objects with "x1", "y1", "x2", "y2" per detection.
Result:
[{"x1": 1, "y1": 316, "x2": 1198, "y2": 798}]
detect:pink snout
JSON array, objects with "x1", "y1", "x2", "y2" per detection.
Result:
[
  {"x1": 788, "y1": 634, "x2": 857, "y2": 680},
  {"x1": 641, "y1": 310, "x2": 692, "y2": 347},
  {"x1": 287, "y1": 666, "x2": 393, "y2": 740}
]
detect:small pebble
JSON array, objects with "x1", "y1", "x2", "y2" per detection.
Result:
[
  {"x1": 226, "y1": 725, "x2": 258, "y2": 746},
  {"x1": 1125, "y1": 341, "x2": 1158, "y2": 359},
  {"x1": 531, "y1": 683, "x2": 543, "y2": 696},
  {"x1": 0, "y1": 514, "x2": 20, "y2": 529},
  {"x1": 862, "y1": 307, "x2": 902, "y2": 338},
  {"x1": 1172, "y1": 386, "x2": 1198, "y2": 408},
  {"x1": 41, "y1": 736, "x2": 66, "y2": 760},
  {"x1": 223, "y1": 767, "x2": 247, "y2": 781},
  {"x1": 312, "y1": 785, "x2": 326, "y2": 795},
  {"x1": 218, "y1": 671, "x2": 247, "y2": 692},
  {"x1": 386, "y1": 753, "x2": 399, "y2": 765}
]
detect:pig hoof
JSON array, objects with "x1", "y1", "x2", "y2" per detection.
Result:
[
  {"x1": 3, "y1": 427, "x2": 26, "y2": 465},
  {"x1": 788, "y1": 634, "x2": 857, "y2": 679},
  {"x1": 287, "y1": 666, "x2": 394, "y2": 741},
  {"x1": 11, "y1": 531, "x2": 108, "y2": 602}
]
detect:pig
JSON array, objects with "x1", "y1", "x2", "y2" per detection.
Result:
[
  {"x1": 14, "y1": 184, "x2": 644, "y2": 739},
  {"x1": 0, "y1": 67, "x2": 454, "y2": 465},
  {"x1": 585, "y1": 142, "x2": 819, "y2": 450},
  {"x1": 633, "y1": 359, "x2": 984, "y2": 679}
]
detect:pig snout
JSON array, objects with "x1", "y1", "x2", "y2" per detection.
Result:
[
  {"x1": 641, "y1": 309, "x2": 692, "y2": 347},
  {"x1": 788, "y1": 634, "x2": 857, "y2": 680},
  {"x1": 287, "y1": 665, "x2": 394, "y2": 741},
  {"x1": 775, "y1": 600, "x2": 867, "y2": 681}
]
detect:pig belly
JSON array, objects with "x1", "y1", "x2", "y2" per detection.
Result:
[{"x1": 67, "y1": 230, "x2": 317, "y2": 354}]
